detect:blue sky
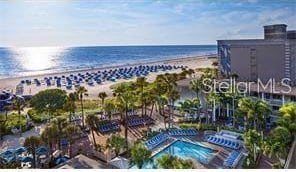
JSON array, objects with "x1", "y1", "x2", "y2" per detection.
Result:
[{"x1": 0, "y1": 0, "x2": 295, "y2": 47}]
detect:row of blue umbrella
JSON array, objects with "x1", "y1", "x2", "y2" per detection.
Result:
[
  {"x1": 0, "y1": 146, "x2": 49, "y2": 163},
  {"x1": 20, "y1": 64, "x2": 185, "y2": 89}
]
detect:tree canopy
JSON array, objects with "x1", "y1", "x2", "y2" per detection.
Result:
[
  {"x1": 130, "y1": 143, "x2": 152, "y2": 169},
  {"x1": 106, "y1": 134, "x2": 125, "y2": 156},
  {"x1": 157, "y1": 154, "x2": 194, "y2": 169},
  {"x1": 30, "y1": 89, "x2": 67, "y2": 114}
]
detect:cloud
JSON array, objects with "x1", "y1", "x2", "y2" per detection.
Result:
[{"x1": 1, "y1": 0, "x2": 295, "y2": 47}]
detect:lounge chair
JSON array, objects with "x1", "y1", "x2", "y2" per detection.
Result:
[
  {"x1": 223, "y1": 151, "x2": 242, "y2": 168},
  {"x1": 207, "y1": 135, "x2": 241, "y2": 150}
]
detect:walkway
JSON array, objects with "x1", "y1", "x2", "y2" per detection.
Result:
[{"x1": 0, "y1": 123, "x2": 46, "y2": 150}]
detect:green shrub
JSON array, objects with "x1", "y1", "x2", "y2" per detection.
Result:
[
  {"x1": 179, "y1": 123, "x2": 198, "y2": 129},
  {"x1": 2, "y1": 113, "x2": 28, "y2": 134},
  {"x1": 202, "y1": 123, "x2": 218, "y2": 130},
  {"x1": 27, "y1": 109, "x2": 46, "y2": 123},
  {"x1": 77, "y1": 100, "x2": 101, "y2": 111}
]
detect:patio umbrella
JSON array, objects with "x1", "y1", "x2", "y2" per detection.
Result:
[
  {"x1": 5, "y1": 155, "x2": 16, "y2": 163},
  {"x1": 36, "y1": 146, "x2": 48, "y2": 155},
  {"x1": 55, "y1": 157, "x2": 69, "y2": 165},
  {"x1": 0, "y1": 149, "x2": 15, "y2": 157},
  {"x1": 21, "y1": 156, "x2": 33, "y2": 163},
  {"x1": 15, "y1": 147, "x2": 27, "y2": 154}
]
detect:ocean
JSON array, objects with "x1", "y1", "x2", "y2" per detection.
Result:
[{"x1": 0, "y1": 45, "x2": 216, "y2": 79}]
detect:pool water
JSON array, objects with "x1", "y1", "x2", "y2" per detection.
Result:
[{"x1": 133, "y1": 140, "x2": 216, "y2": 169}]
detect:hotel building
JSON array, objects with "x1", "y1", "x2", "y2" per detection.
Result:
[
  {"x1": 218, "y1": 24, "x2": 296, "y2": 85},
  {"x1": 217, "y1": 24, "x2": 296, "y2": 123}
]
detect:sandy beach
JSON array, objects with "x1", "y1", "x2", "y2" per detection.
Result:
[{"x1": 0, "y1": 55, "x2": 217, "y2": 99}]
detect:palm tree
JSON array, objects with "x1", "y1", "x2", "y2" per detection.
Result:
[
  {"x1": 178, "y1": 98, "x2": 200, "y2": 121},
  {"x1": 41, "y1": 123, "x2": 59, "y2": 155},
  {"x1": 135, "y1": 77, "x2": 148, "y2": 117},
  {"x1": 106, "y1": 134, "x2": 125, "y2": 156},
  {"x1": 190, "y1": 79, "x2": 203, "y2": 101},
  {"x1": 154, "y1": 74, "x2": 168, "y2": 96},
  {"x1": 262, "y1": 126, "x2": 292, "y2": 167},
  {"x1": 143, "y1": 84, "x2": 155, "y2": 117},
  {"x1": 166, "y1": 89, "x2": 180, "y2": 128},
  {"x1": 206, "y1": 91, "x2": 221, "y2": 124},
  {"x1": 244, "y1": 129, "x2": 262, "y2": 163},
  {"x1": 76, "y1": 86, "x2": 88, "y2": 128},
  {"x1": 130, "y1": 143, "x2": 152, "y2": 169},
  {"x1": 238, "y1": 97, "x2": 270, "y2": 130},
  {"x1": 178, "y1": 99, "x2": 192, "y2": 116},
  {"x1": 52, "y1": 116, "x2": 67, "y2": 149},
  {"x1": 276, "y1": 103, "x2": 296, "y2": 140},
  {"x1": 199, "y1": 67, "x2": 218, "y2": 80},
  {"x1": 225, "y1": 87, "x2": 242, "y2": 127},
  {"x1": 86, "y1": 114, "x2": 98, "y2": 150},
  {"x1": 104, "y1": 99, "x2": 116, "y2": 121},
  {"x1": 98, "y1": 92, "x2": 108, "y2": 111},
  {"x1": 277, "y1": 118, "x2": 296, "y2": 138},
  {"x1": 64, "y1": 92, "x2": 78, "y2": 122},
  {"x1": 63, "y1": 124, "x2": 81, "y2": 157},
  {"x1": 279, "y1": 103, "x2": 296, "y2": 125},
  {"x1": 112, "y1": 82, "x2": 137, "y2": 149},
  {"x1": 157, "y1": 73, "x2": 179, "y2": 128},
  {"x1": 12, "y1": 96, "x2": 25, "y2": 136},
  {"x1": 117, "y1": 89, "x2": 136, "y2": 150},
  {"x1": 157, "y1": 154, "x2": 194, "y2": 169},
  {"x1": 24, "y1": 136, "x2": 41, "y2": 168},
  {"x1": 155, "y1": 95, "x2": 168, "y2": 128}
]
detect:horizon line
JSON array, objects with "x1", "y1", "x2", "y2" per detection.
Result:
[{"x1": 0, "y1": 44, "x2": 217, "y2": 49}]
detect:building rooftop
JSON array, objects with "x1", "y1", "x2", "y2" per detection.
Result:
[
  {"x1": 217, "y1": 39, "x2": 286, "y2": 45},
  {"x1": 218, "y1": 24, "x2": 295, "y2": 42},
  {"x1": 55, "y1": 154, "x2": 116, "y2": 169},
  {"x1": 264, "y1": 24, "x2": 287, "y2": 28}
]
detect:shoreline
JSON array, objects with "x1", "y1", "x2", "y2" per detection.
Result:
[
  {"x1": 0, "y1": 55, "x2": 217, "y2": 99},
  {"x1": 0, "y1": 54, "x2": 217, "y2": 81}
]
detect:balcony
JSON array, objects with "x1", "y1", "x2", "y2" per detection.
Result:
[{"x1": 268, "y1": 99, "x2": 283, "y2": 106}]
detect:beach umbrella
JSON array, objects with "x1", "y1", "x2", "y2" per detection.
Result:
[
  {"x1": 55, "y1": 157, "x2": 69, "y2": 165},
  {"x1": 21, "y1": 156, "x2": 33, "y2": 163},
  {"x1": 5, "y1": 155, "x2": 16, "y2": 163},
  {"x1": 36, "y1": 146, "x2": 48, "y2": 155},
  {"x1": 0, "y1": 149, "x2": 15, "y2": 157},
  {"x1": 15, "y1": 147, "x2": 27, "y2": 154}
]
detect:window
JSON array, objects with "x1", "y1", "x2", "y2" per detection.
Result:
[{"x1": 272, "y1": 106, "x2": 280, "y2": 111}]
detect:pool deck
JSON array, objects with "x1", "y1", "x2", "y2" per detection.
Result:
[
  {"x1": 150, "y1": 131, "x2": 246, "y2": 169},
  {"x1": 180, "y1": 134, "x2": 230, "y2": 169}
]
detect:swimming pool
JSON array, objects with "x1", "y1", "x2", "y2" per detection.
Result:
[{"x1": 132, "y1": 140, "x2": 216, "y2": 169}]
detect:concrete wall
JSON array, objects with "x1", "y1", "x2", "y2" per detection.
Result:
[
  {"x1": 289, "y1": 39, "x2": 296, "y2": 85},
  {"x1": 256, "y1": 44, "x2": 286, "y2": 82},
  {"x1": 229, "y1": 43, "x2": 286, "y2": 82},
  {"x1": 230, "y1": 47, "x2": 251, "y2": 81}
]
